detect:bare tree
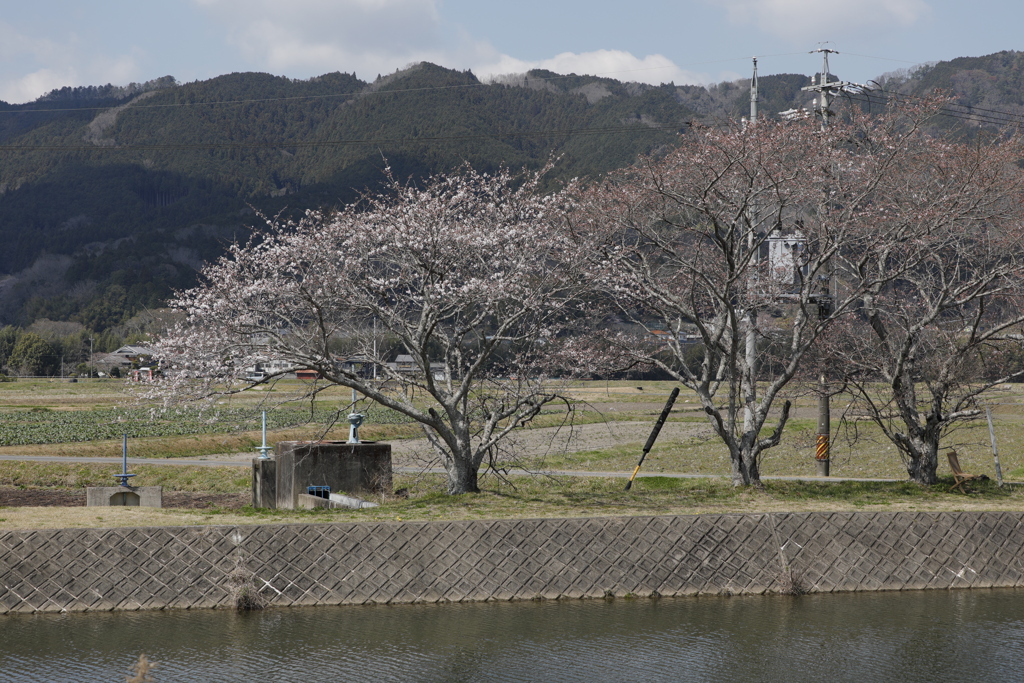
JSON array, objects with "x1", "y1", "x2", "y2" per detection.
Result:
[
  {"x1": 150, "y1": 165, "x2": 583, "y2": 494},
  {"x1": 577, "y1": 100, "x2": 952, "y2": 486},
  {"x1": 824, "y1": 126, "x2": 1024, "y2": 484}
]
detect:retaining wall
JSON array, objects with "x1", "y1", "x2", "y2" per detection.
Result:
[{"x1": 2, "y1": 511, "x2": 1024, "y2": 614}]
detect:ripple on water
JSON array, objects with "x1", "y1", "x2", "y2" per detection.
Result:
[{"x1": 2, "y1": 590, "x2": 1024, "y2": 682}]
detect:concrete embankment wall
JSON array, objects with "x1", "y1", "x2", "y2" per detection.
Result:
[{"x1": 2, "y1": 511, "x2": 1023, "y2": 614}]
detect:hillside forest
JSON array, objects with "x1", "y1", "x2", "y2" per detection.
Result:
[{"x1": 2, "y1": 51, "x2": 1024, "y2": 374}]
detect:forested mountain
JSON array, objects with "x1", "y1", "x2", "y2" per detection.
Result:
[
  {"x1": 0, "y1": 65, "x2": 682, "y2": 329},
  {"x1": 1, "y1": 53, "x2": 1021, "y2": 335}
]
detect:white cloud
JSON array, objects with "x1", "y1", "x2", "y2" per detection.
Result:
[
  {"x1": 194, "y1": 1, "x2": 705, "y2": 87},
  {"x1": 709, "y1": 0, "x2": 930, "y2": 40},
  {"x1": 1, "y1": 69, "x2": 74, "y2": 104},
  {"x1": 0, "y1": 22, "x2": 144, "y2": 103},
  {"x1": 193, "y1": 0, "x2": 446, "y2": 78},
  {"x1": 474, "y1": 49, "x2": 709, "y2": 86}
]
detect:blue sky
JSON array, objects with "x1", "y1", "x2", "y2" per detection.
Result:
[{"x1": 1, "y1": 0, "x2": 1021, "y2": 104}]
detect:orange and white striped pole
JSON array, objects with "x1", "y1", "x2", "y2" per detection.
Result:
[{"x1": 816, "y1": 373, "x2": 830, "y2": 476}]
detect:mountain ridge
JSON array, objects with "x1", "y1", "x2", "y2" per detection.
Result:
[{"x1": 1, "y1": 51, "x2": 1022, "y2": 332}]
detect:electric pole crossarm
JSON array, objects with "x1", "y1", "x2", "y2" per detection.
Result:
[{"x1": 801, "y1": 81, "x2": 854, "y2": 93}]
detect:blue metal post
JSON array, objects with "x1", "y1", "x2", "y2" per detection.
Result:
[
  {"x1": 114, "y1": 433, "x2": 136, "y2": 487},
  {"x1": 255, "y1": 411, "x2": 273, "y2": 459}
]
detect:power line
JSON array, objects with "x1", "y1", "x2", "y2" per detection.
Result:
[
  {"x1": 839, "y1": 52, "x2": 921, "y2": 65},
  {"x1": 0, "y1": 51, "x2": 817, "y2": 115},
  {"x1": 2, "y1": 94, "x2": 1019, "y2": 156},
  {"x1": 0, "y1": 60, "x2": 730, "y2": 115},
  {"x1": 0, "y1": 121, "x2": 696, "y2": 153},
  {"x1": 846, "y1": 88, "x2": 1024, "y2": 128}
]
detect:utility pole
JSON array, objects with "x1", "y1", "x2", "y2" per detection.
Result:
[
  {"x1": 750, "y1": 57, "x2": 759, "y2": 123},
  {"x1": 742, "y1": 57, "x2": 760, "y2": 456},
  {"x1": 801, "y1": 48, "x2": 853, "y2": 129},
  {"x1": 802, "y1": 47, "x2": 849, "y2": 477}
]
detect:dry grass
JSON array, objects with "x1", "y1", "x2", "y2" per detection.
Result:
[
  {"x1": 126, "y1": 653, "x2": 156, "y2": 683},
  {"x1": 0, "y1": 462, "x2": 250, "y2": 491},
  {"x1": 0, "y1": 377, "x2": 127, "y2": 410},
  {"x1": 4, "y1": 473, "x2": 1024, "y2": 531},
  {"x1": 3, "y1": 379, "x2": 1024, "y2": 532},
  {"x1": 5, "y1": 378, "x2": 1023, "y2": 481}
]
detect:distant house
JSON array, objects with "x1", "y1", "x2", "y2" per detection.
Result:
[
  {"x1": 93, "y1": 345, "x2": 153, "y2": 373},
  {"x1": 650, "y1": 325, "x2": 701, "y2": 345},
  {"x1": 245, "y1": 358, "x2": 295, "y2": 379},
  {"x1": 387, "y1": 354, "x2": 447, "y2": 381},
  {"x1": 767, "y1": 230, "x2": 807, "y2": 285},
  {"x1": 393, "y1": 354, "x2": 416, "y2": 373},
  {"x1": 112, "y1": 345, "x2": 152, "y2": 361},
  {"x1": 338, "y1": 355, "x2": 378, "y2": 379}
]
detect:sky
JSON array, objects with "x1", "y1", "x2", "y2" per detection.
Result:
[{"x1": 1, "y1": 0, "x2": 1022, "y2": 104}]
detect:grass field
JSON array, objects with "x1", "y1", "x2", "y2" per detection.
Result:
[
  {"x1": 2, "y1": 377, "x2": 1024, "y2": 530},
  {"x1": 2, "y1": 469, "x2": 1022, "y2": 531}
]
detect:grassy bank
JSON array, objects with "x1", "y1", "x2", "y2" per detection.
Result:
[
  {"x1": 2, "y1": 463, "x2": 1023, "y2": 531},
  {"x1": 3, "y1": 378, "x2": 1024, "y2": 532}
]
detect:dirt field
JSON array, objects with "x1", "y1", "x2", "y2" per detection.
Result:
[{"x1": 0, "y1": 487, "x2": 247, "y2": 509}]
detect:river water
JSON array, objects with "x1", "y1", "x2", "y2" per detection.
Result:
[{"x1": 2, "y1": 589, "x2": 1023, "y2": 682}]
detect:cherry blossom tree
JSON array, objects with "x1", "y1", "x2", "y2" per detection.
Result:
[
  {"x1": 577, "y1": 100, "x2": 955, "y2": 486},
  {"x1": 821, "y1": 126, "x2": 1024, "y2": 484},
  {"x1": 151, "y1": 165, "x2": 582, "y2": 494}
]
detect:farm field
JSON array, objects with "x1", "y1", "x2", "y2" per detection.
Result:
[
  {"x1": 3, "y1": 377, "x2": 1024, "y2": 530},
  {"x1": 3, "y1": 378, "x2": 1024, "y2": 479},
  {"x1": 0, "y1": 378, "x2": 417, "y2": 458}
]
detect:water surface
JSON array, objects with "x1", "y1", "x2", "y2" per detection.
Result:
[{"x1": 2, "y1": 589, "x2": 1022, "y2": 682}]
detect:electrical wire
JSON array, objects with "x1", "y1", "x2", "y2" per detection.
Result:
[
  {"x1": 0, "y1": 52, "x2": 808, "y2": 115},
  {"x1": 845, "y1": 88, "x2": 1024, "y2": 128},
  {"x1": 3, "y1": 55, "x2": 1023, "y2": 153},
  {"x1": 837, "y1": 52, "x2": 921, "y2": 65},
  {"x1": 0, "y1": 121, "x2": 698, "y2": 153},
  {"x1": 0, "y1": 57, "x2": 740, "y2": 115}
]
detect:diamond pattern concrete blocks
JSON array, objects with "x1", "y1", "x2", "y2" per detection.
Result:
[{"x1": 4, "y1": 511, "x2": 1024, "y2": 613}]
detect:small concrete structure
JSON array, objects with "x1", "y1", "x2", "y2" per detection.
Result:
[
  {"x1": 86, "y1": 486, "x2": 162, "y2": 507},
  {"x1": 251, "y1": 458, "x2": 277, "y2": 509},
  {"x1": 255, "y1": 440, "x2": 392, "y2": 510}
]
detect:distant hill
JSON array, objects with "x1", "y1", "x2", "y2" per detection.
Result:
[
  {"x1": 869, "y1": 51, "x2": 1024, "y2": 134},
  {"x1": 0, "y1": 64, "x2": 710, "y2": 329},
  {"x1": 1, "y1": 53, "x2": 1019, "y2": 331}
]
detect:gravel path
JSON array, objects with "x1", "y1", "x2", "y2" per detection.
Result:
[{"x1": 386, "y1": 420, "x2": 703, "y2": 467}]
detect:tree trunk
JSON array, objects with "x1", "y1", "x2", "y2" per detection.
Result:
[
  {"x1": 740, "y1": 448, "x2": 760, "y2": 487},
  {"x1": 446, "y1": 457, "x2": 480, "y2": 495},
  {"x1": 730, "y1": 439, "x2": 761, "y2": 487},
  {"x1": 905, "y1": 437, "x2": 939, "y2": 485}
]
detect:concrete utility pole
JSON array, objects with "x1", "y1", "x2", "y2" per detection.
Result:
[
  {"x1": 742, "y1": 57, "x2": 761, "y2": 452},
  {"x1": 750, "y1": 57, "x2": 759, "y2": 123},
  {"x1": 801, "y1": 48, "x2": 853, "y2": 130},
  {"x1": 802, "y1": 47, "x2": 850, "y2": 477}
]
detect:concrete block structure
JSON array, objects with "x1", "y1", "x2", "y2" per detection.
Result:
[
  {"x1": 265, "y1": 440, "x2": 392, "y2": 510},
  {"x1": 5, "y1": 511, "x2": 1024, "y2": 614},
  {"x1": 251, "y1": 458, "x2": 277, "y2": 509},
  {"x1": 86, "y1": 486, "x2": 162, "y2": 507}
]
